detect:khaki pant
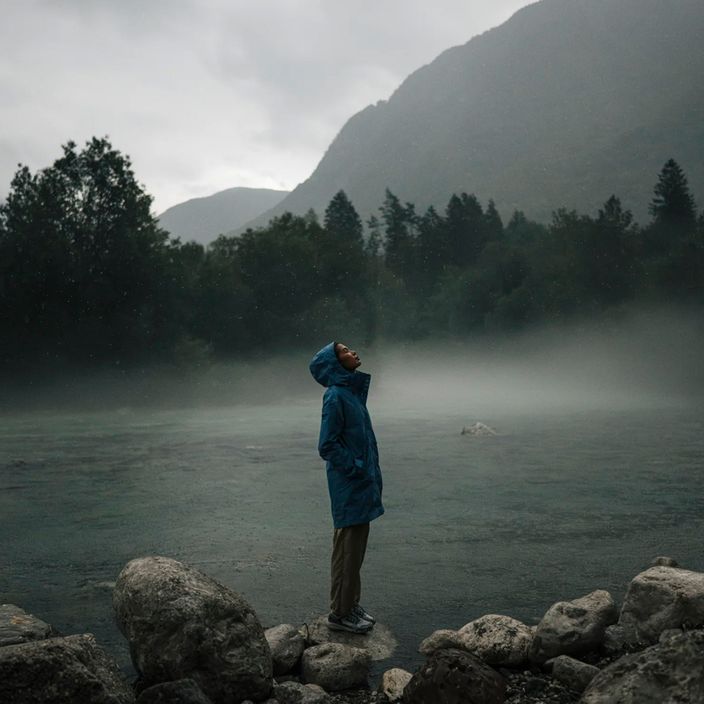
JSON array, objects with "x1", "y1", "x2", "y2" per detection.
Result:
[{"x1": 330, "y1": 522, "x2": 370, "y2": 617}]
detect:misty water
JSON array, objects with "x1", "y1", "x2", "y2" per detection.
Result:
[{"x1": 2, "y1": 323, "x2": 704, "y2": 680}]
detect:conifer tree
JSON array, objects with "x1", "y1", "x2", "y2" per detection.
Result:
[{"x1": 649, "y1": 159, "x2": 697, "y2": 230}]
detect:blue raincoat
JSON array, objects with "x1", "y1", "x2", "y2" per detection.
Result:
[{"x1": 310, "y1": 342, "x2": 384, "y2": 529}]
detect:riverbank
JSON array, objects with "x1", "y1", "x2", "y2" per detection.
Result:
[{"x1": 2, "y1": 554, "x2": 703, "y2": 703}]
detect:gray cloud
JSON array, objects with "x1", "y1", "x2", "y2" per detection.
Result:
[{"x1": 1, "y1": 0, "x2": 532, "y2": 212}]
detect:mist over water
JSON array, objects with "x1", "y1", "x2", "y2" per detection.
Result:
[{"x1": 1, "y1": 306, "x2": 703, "y2": 679}]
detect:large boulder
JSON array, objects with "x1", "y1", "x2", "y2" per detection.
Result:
[
  {"x1": 618, "y1": 566, "x2": 704, "y2": 644},
  {"x1": 265, "y1": 624, "x2": 305, "y2": 675},
  {"x1": 418, "y1": 629, "x2": 462, "y2": 655},
  {"x1": 457, "y1": 614, "x2": 533, "y2": 666},
  {"x1": 581, "y1": 629, "x2": 704, "y2": 703},
  {"x1": 302, "y1": 615, "x2": 396, "y2": 661},
  {"x1": 530, "y1": 590, "x2": 617, "y2": 662},
  {"x1": 113, "y1": 556, "x2": 272, "y2": 703},
  {"x1": 300, "y1": 642, "x2": 371, "y2": 691},
  {"x1": 403, "y1": 648, "x2": 506, "y2": 704},
  {"x1": 0, "y1": 633, "x2": 135, "y2": 703},
  {"x1": 0, "y1": 604, "x2": 58, "y2": 647}
]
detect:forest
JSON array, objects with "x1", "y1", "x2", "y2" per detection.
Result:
[{"x1": 0, "y1": 137, "x2": 702, "y2": 374}]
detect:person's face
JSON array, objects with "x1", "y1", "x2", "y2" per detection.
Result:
[{"x1": 335, "y1": 342, "x2": 361, "y2": 371}]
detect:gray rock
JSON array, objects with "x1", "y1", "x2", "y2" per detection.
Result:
[
  {"x1": 602, "y1": 624, "x2": 626, "y2": 656},
  {"x1": 457, "y1": 614, "x2": 533, "y2": 666},
  {"x1": 581, "y1": 629, "x2": 704, "y2": 703},
  {"x1": 302, "y1": 615, "x2": 396, "y2": 661},
  {"x1": 136, "y1": 678, "x2": 213, "y2": 703},
  {"x1": 418, "y1": 629, "x2": 461, "y2": 655},
  {"x1": 0, "y1": 633, "x2": 135, "y2": 703},
  {"x1": 650, "y1": 556, "x2": 678, "y2": 568},
  {"x1": 266, "y1": 624, "x2": 306, "y2": 675},
  {"x1": 300, "y1": 642, "x2": 371, "y2": 691},
  {"x1": 530, "y1": 590, "x2": 617, "y2": 662},
  {"x1": 0, "y1": 604, "x2": 58, "y2": 647},
  {"x1": 379, "y1": 667, "x2": 412, "y2": 702},
  {"x1": 403, "y1": 648, "x2": 506, "y2": 704},
  {"x1": 113, "y1": 555, "x2": 272, "y2": 703},
  {"x1": 618, "y1": 565, "x2": 704, "y2": 644},
  {"x1": 274, "y1": 680, "x2": 330, "y2": 703},
  {"x1": 545, "y1": 654, "x2": 599, "y2": 692}
]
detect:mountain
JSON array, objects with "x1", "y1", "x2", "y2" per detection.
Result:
[
  {"x1": 158, "y1": 187, "x2": 288, "y2": 244},
  {"x1": 244, "y1": 0, "x2": 704, "y2": 229}
]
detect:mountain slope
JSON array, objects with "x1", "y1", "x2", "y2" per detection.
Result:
[
  {"x1": 158, "y1": 187, "x2": 288, "y2": 244},
  {"x1": 246, "y1": 0, "x2": 704, "y2": 228}
]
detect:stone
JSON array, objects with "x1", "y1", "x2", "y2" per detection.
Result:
[
  {"x1": 404, "y1": 648, "x2": 506, "y2": 704},
  {"x1": 530, "y1": 590, "x2": 617, "y2": 662},
  {"x1": 113, "y1": 556, "x2": 272, "y2": 703},
  {"x1": 545, "y1": 654, "x2": 599, "y2": 692},
  {"x1": 0, "y1": 604, "x2": 58, "y2": 647},
  {"x1": 266, "y1": 624, "x2": 306, "y2": 675},
  {"x1": 274, "y1": 680, "x2": 330, "y2": 703},
  {"x1": 581, "y1": 629, "x2": 704, "y2": 703},
  {"x1": 418, "y1": 628, "x2": 461, "y2": 655},
  {"x1": 650, "y1": 556, "x2": 678, "y2": 568},
  {"x1": 457, "y1": 614, "x2": 533, "y2": 666},
  {"x1": 300, "y1": 642, "x2": 371, "y2": 691},
  {"x1": 136, "y1": 678, "x2": 213, "y2": 703},
  {"x1": 302, "y1": 615, "x2": 396, "y2": 660},
  {"x1": 379, "y1": 667, "x2": 412, "y2": 702},
  {"x1": 461, "y1": 422, "x2": 497, "y2": 436},
  {"x1": 618, "y1": 565, "x2": 704, "y2": 644},
  {"x1": 602, "y1": 624, "x2": 626, "y2": 656},
  {"x1": 0, "y1": 633, "x2": 135, "y2": 703}
]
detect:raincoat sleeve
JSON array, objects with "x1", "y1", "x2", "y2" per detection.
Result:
[{"x1": 318, "y1": 391, "x2": 356, "y2": 471}]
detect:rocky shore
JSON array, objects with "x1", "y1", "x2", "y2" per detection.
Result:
[{"x1": 1, "y1": 554, "x2": 703, "y2": 703}]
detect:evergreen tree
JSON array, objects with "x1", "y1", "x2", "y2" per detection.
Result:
[
  {"x1": 324, "y1": 190, "x2": 363, "y2": 245},
  {"x1": 649, "y1": 159, "x2": 697, "y2": 230},
  {"x1": 443, "y1": 193, "x2": 487, "y2": 266},
  {"x1": 380, "y1": 189, "x2": 415, "y2": 277}
]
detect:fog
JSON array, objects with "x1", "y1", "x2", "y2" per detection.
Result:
[{"x1": 2, "y1": 305, "x2": 702, "y2": 416}]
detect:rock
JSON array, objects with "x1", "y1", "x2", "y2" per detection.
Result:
[
  {"x1": 274, "y1": 680, "x2": 330, "y2": 703},
  {"x1": 530, "y1": 590, "x2": 617, "y2": 662},
  {"x1": 461, "y1": 422, "x2": 497, "y2": 436},
  {"x1": 0, "y1": 604, "x2": 58, "y2": 647},
  {"x1": 658, "y1": 628, "x2": 683, "y2": 643},
  {"x1": 618, "y1": 565, "x2": 704, "y2": 644},
  {"x1": 136, "y1": 678, "x2": 213, "y2": 703},
  {"x1": 0, "y1": 633, "x2": 135, "y2": 703},
  {"x1": 300, "y1": 642, "x2": 371, "y2": 691},
  {"x1": 404, "y1": 648, "x2": 506, "y2": 704},
  {"x1": 302, "y1": 615, "x2": 396, "y2": 661},
  {"x1": 113, "y1": 555, "x2": 272, "y2": 703},
  {"x1": 650, "y1": 556, "x2": 678, "y2": 568},
  {"x1": 601, "y1": 624, "x2": 626, "y2": 656},
  {"x1": 545, "y1": 654, "x2": 599, "y2": 692},
  {"x1": 379, "y1": 667, "x2": 412, "y2": 702},
  {"x1": 266, "y1": 624, "x2": 306, "y2": 675},
  {"x1": 457, "y1": 614, "x2": 533, "y2": 666},
  {"x1": 418, "y1": 628, "x2": 461, "y2": 655},
  {"x1": 581, "y1": 629, "x2": 704, "y2": 703}
]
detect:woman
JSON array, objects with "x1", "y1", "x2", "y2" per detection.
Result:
[{"x1": 309, "y1": 341, "x2": 384, "y2": 634}]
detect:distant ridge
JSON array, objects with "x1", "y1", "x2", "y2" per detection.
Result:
[
  {"x1": 243, "y1": 0, "x2": 704, "y2": 229},
  {"x1": 158, "y1": 187, "x2": 288, "y2": 245}
]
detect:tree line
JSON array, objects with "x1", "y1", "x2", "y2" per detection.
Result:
[{"x1": 0, "y1": 137, "x2": 702, "y2": 373}]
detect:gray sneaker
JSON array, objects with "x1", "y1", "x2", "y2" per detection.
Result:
[
  {"x1": 352, "y1": 604, "x2": 376, "y2": 625},
  {"x1": 327, "y1": 611, "x2": 373, "y2": 634}
]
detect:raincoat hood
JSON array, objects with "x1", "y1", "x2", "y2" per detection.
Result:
[{"x1": 309, "y1": 341, "x2": 371, "y2": 402}]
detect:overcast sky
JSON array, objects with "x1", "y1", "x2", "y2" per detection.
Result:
[{"x1": 1, "y1": 0, "x2": 533, "y2": 213}]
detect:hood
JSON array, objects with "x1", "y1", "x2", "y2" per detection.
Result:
[{"x1": 309, "y1": 341, "x2": 371, "y2": 400}]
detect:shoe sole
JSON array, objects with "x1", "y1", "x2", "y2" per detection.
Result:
[{"x1": 326, "y1": 621, "x2": 373, "y2": 634}]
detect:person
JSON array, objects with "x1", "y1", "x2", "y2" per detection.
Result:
[{"x1": 309, "y1": 341, "x2": 384, "y2": 634}]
